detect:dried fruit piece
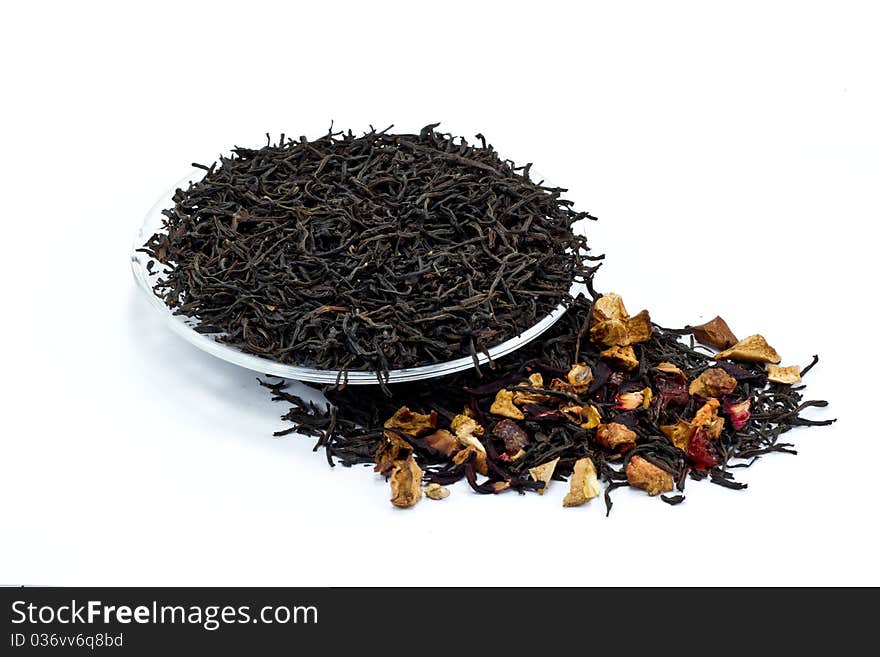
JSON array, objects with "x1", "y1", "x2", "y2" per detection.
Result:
[
  {"x1": 490, "y1": 389, "x2": 525, "y2": 420},
  {"x1": 453, "y1": 418, "x2": 488, "y2": 475},
  {"x1": 714, "y1": 334, "x2": 781, "y2": 364},
  {"x1": 512, "y1": 373, "x2": 551, "y2": 405},
  {"x1": 529, "y1": 457, "x2": 560, "y2": 495},
  {"x1": 692, "y1": 316, "x2": 738, "y2": 350},
  {"x1": 723, "y1": 398, "x2": 752, "y2": 430},
  {"x1": 661, "y1": 420, "x2": 696, "y2": 451},
  {"x1": 562, "y1": 457, "x2": 601, "y2": 507},
  {"x1": 550, "y1": 378, "x2": 580, "y2": 396},
  {"x1": 592, "y1": 293, "x2": 629, "y2": 323},
  {"x1": 492, "y1": 419, "x2": 530, "y2": 457},
  {"x1": 623, "y1": 310, "x2": 653, "y2": 345},
  {"x1": 425, "y1": 483, "x2": 450, "y2": 500},
  {"x1": 594, "y1": 422, "x2": 637, "y2": 452},
  {"x1": 452, "y1": 445, "x2": 488, "y2": 474},
  {"x1": 689, "y1": 368, "x2": 737, "y2": 398},
  {"x1": 686, "y1": 428, "x2": 719, "y2": 470},
  {"x1": 615, "y1": 387, "x2": 653, "y2": 411},
  {"x1": 383, "y1": 406, "x2": 438, "y2": 436},
  {"x1": 693, "y1": 398, "x2": 724, "y2": 440},
  {"x1": 560, "y1": 403, "x2": 601, "y2": 429},
  {"x1": 424, "y1": 429, "x2": 458, "y2": 457},
  {"x1": 654, "y1": 368, "x2": 689, "y2": 414},
  {"x1": 590, "y1": 294, "x2": 653, "y2": 347},
  {"x1": 626, "y1": 455, "x2": 674, "y2": 496},
  {"x1": 374, "y1": 431, "x2": 412, "y2": 475},
  {"x1": 656, "y1": 362, "x2": 685, "y2": 377},
  {"x1": 768, "y1": 364, "x2": 801, "y2": 385},
  {"x1": 390, "y1": 455, "x2": 422, "y2": 508},
  {"x1": 600, "y1": 345, "x2": 639, "y2": 370},
  {"x1": 566, "y1": 363, "x2": 594, "y2": 393},
  {"x1": 451, "y1": 410, "x2": 484, "y2": 436}
]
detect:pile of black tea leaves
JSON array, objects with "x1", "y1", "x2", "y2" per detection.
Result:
[
  {"x1": 262, "y1": 292, "x2": 834, "y2": 512},
  {"x1": 141, "y1": 124, "x2": 597, "y2": 382}
]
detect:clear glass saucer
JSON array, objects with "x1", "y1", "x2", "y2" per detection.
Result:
[{"x1": 130, "y1": 169, "x2": 584, "y2": 384}]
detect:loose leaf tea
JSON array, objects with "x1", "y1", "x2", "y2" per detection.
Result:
[
  {"x1": 263, "y1": 293, "x2": 834, "y2": 512},
  {"x1": 141, "y1": 125, "x2": 596, "y2": 380}
]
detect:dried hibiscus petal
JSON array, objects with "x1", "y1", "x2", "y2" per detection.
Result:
[
  {"x1": 723, "y1": 398, "x2": 751, "y2": 430},
  {"x1": 686, "y1": 428, "x2": 719, "y2": 470},
  {"x1": 655, "y1": 371, "x2": 689, "y2": 414},
  {"x1": 492, "y1": 419, "x2": 530, "y2": 457}
]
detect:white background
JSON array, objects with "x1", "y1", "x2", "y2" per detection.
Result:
[{"x1": 1, "y1": 1, "x2": 877, "y2": 586}]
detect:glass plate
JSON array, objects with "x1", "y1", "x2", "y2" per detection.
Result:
[{"x1": 130, "y1": 169, "x2": 585, "y2": 384}]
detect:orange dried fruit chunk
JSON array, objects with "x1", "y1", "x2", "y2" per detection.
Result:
[
  {"x1": 626, "y1": 455, "x2": 674, "y2": 496},
  {"x1": 688, "y1": 368, "x2": 737, "y2": 398},
  {"x1": 692, "y1": 316, "x2": 738, "y2": 350},
  {"x1": 594, "y1": 422, "x2": 637, "y2": 452},
  {"x1": 714, "y1": 334, "x2": 781, "y2": 364},
  {"x1": 490, "y1": 389, "x2": 525, "y2": 420}
]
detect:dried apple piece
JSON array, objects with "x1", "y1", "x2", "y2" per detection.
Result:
[
  {"x1": 656, "y1": 362, "x2": 685, "y2": 377},
  {"x1": 529, "y1": 457, "x2": 560, "y2": 495},
  {"x1": 600, "y1": 345, "x2": 639, "y2": 370},
  {"x1": 374, "y1": 431, "x2": 412, "y2": 475},
  {"x1": 623, "y1": 310, "x2": 653, "y2": 345},
  {"x1": 688, "y1": 368, "x2": 737, "y2": 398},
  {"x1": 560, "y1": 403, "x2": 601, "y2": 429},
  {"x1": 594, "y1": 422, "x2": 637, "y2": 452},
  {"x1": 512, "y1": 373, "x2": 551, "y2": 405},
  {"x1": 453, "y1": 418, "x2": 488, "y2": 475},
  {"x1": 425, "y1": 483, "x2": 450, "y2": 500},
  {"x1": 592, "y1": 293, "x2": 629, "y2": 323},
  {"x1": 562, "y1": 457, "x2": 601, "y2": 507},
  {"x1": 768, "y1": 364, "x2": 801, "y2": 385},
  {"x1": 661, "y1": 420, "x2": 696, "y2": 451},
  {"x1": 424, "y1": 429, "x2": 458, "y2": 457},
  {"x1": 390, "y1": 455, "x2": 422, "y2": 508},
  {"x1": 566, "y1": 363, "x2": 594, "y2": 392},
  {"x1": 489, "y1": 389, "x2": 525, "y2": 420},
  {"x1": 693, "y1": 398, "x2": 724, "y2": 440},
  {"x1": 383, "y1": 406, "x2": 438, "y2": 436},
  {"x1": 626, "y1": 455, "x2": 673, "y2": 496},
  {"x1": 590, "y1": 294, "x2": 652, "y2": 347},
  {"x1": 451, "y1": 410, "x2": 484, "y2": 436},
  {"x1": 692, "y1": 316, "x2": 738, "y2": 350},
  {"x1": 714, "y1": 334, "x2": 781, "y2": 364}
]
